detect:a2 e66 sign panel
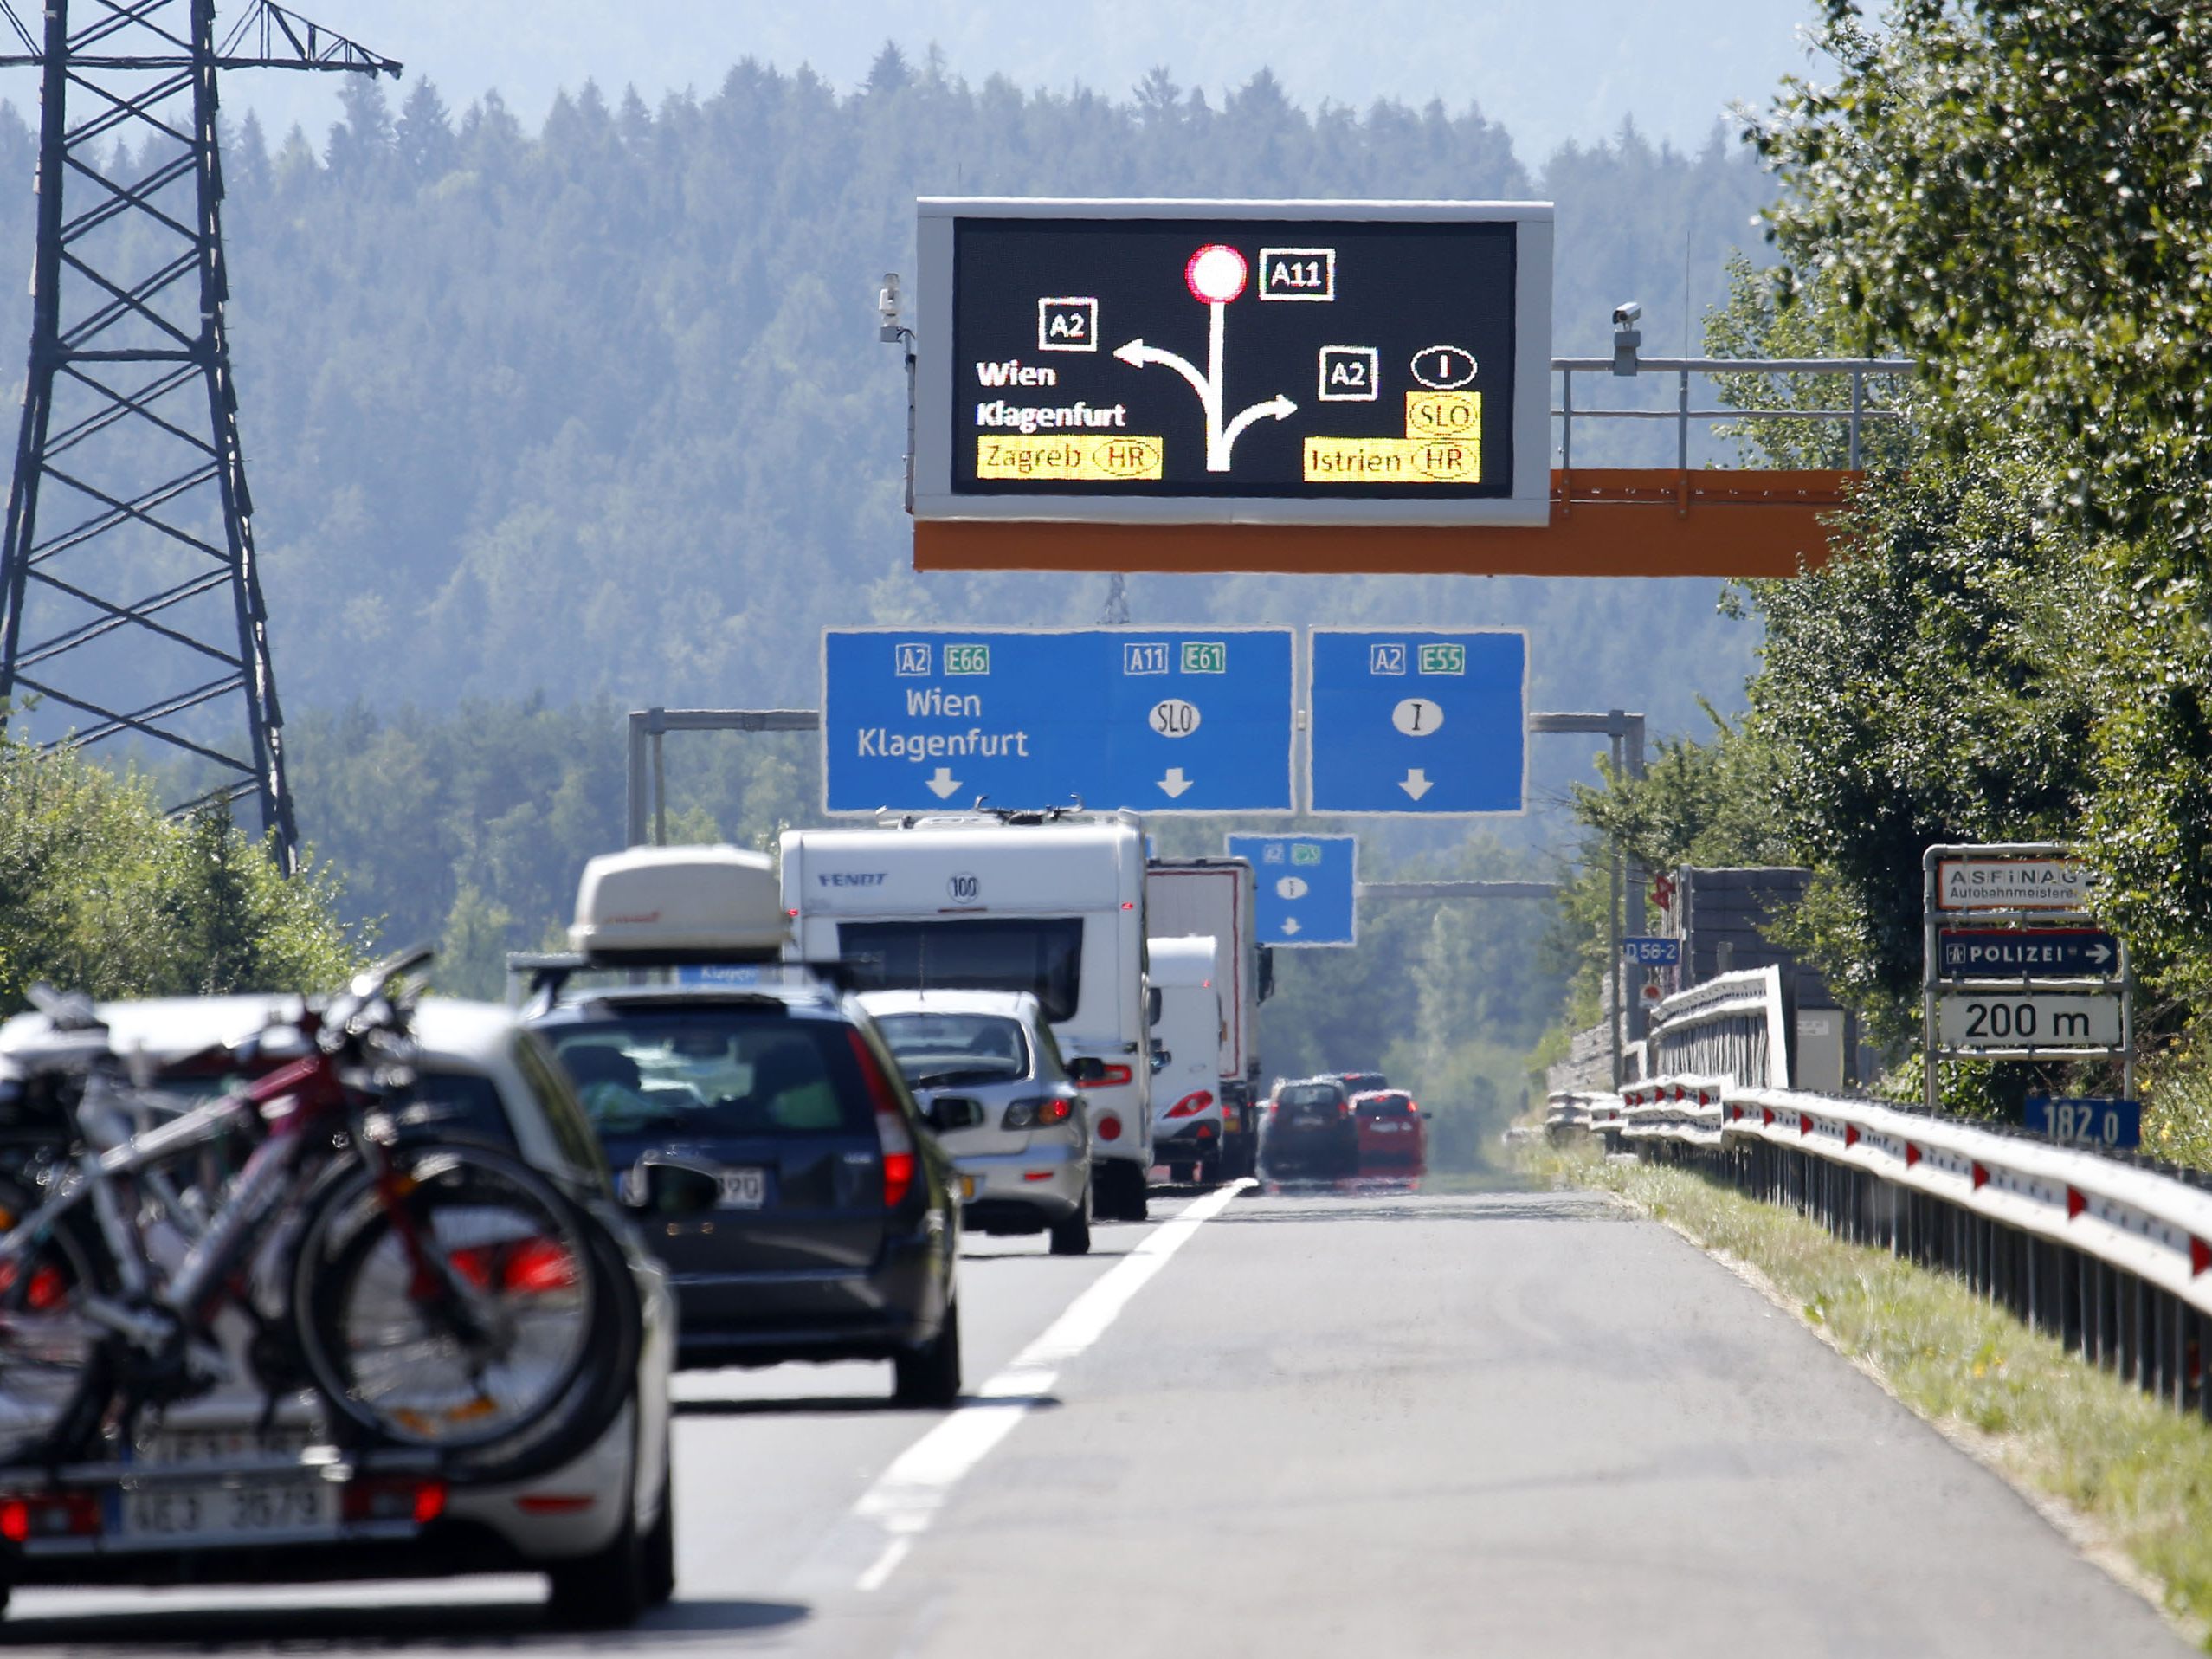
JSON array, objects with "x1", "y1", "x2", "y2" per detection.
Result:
[{"x1": 913, "y1": 199, "x2": 1553, "y2": 528}]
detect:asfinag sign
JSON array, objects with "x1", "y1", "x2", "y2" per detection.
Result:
[{"x1": 1935, "y1": 856, "x2": 2092, "y2": 912}]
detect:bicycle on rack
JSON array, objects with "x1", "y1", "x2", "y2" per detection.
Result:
[{"x1": 0, "y1": 950, "x2": 640, "y2": 1486}]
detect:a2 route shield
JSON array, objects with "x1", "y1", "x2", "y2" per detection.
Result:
[
  {"x1": 823, "y1": 628, "x2": 1294, "y2": 814},
  {"x1": 1307, "y1": 629, "x2": 1526, "y2": 814}
]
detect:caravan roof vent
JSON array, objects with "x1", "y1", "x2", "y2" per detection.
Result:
[{"x1": 570, "y1": 845, "x2": 786, "y2": 963}]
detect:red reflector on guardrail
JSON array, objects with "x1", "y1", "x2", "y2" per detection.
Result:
[
  {"x1": 1971, "y1": 1162, "x2": 1989, "y2": 1191},
  {"x1": 1844, "y1": 1125, "x2": 1860, "y2": 1148},
  {"x1": 2067, "y1": 1186, "x2": 2086, "y2": 1219},
  {"x1": 2193, "y1": 1238, "x2": 2210, "y2": 1276},
  {"x1": 1905, "y1": 1144, "x2": 1921, "y2": 1168}
]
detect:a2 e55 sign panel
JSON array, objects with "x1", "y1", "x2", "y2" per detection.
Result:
[{"x1": 913, "y1": 199, "x2": 1553, "y2": 527}]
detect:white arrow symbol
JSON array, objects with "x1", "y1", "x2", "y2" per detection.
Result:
[
  {"x1": 1116, "y1": 300, "x2": 1296, "y2": 472},
  {"x1": 1280, "y1": 916, "x2": 1302, "y2": 937},
  {"x1": 925, "y1": 767, "x2": 962, "y2": 799},
  {"x1": 1220, "y1": 392, "x2": 1298, "y2": 454},
  {"x1": 1399, "y1": 768, "x2": 1435, "y2": 801},
  {"x1": 2086, "y1": 943, "x2": 2112, "y2": 965},
  {"x1": 1157, "y1": 767, "x2": 1194, "y2": 799}
]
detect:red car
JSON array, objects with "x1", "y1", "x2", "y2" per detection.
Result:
[{"x1": 1351, "y1": 1090, "x2": 1426, "y2": 1168}]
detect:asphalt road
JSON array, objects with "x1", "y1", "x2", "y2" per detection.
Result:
[{"x1": 0, "y1": 1180, "x2": 2189, "y2": 1656}]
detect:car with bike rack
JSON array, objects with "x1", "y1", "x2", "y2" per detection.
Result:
[
  {"x1": 517, "y1": 845, "x2": 966, "y2": 1405},
  {"x1": 0, "y1": 960, "x2": 676, "y2": 1630}
]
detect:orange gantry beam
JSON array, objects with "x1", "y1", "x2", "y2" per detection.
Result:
[{"x1": 913, "y1": 469, "x2": 1857, "y2": 578}]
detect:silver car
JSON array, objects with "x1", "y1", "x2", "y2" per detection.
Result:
[{"x1": 861, "y1": 990, "x2": 1093, "y2": 1256}]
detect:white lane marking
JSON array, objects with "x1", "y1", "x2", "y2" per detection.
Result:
[{"x1": 847, "y1": 1179, "x2": 1250, "y2": 1590}]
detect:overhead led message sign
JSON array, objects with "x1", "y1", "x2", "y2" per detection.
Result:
[{"x1": 913, "y1": 199, "x2": 1553, "y2": 528}]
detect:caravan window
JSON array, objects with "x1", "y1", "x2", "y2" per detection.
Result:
[{"x1": 839, "y1": 919, "x2": 1083, "y2": 1023}]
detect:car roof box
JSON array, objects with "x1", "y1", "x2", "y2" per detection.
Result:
[{"x1": 570, "y1": 845, "x2": 787, "y2": 964}]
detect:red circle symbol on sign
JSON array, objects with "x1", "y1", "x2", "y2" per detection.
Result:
[{"x1": 1184, "y1": 244, "x2": 1248, "y2": 305}]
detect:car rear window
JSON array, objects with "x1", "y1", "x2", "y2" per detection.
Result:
[
  {"x1": 1278, "y1": 1083, "x2": 1344, "y2": 1109},
  {"x1": 874, "y1": 1012, "x2": 1031, "y2": 1088},
  {"x1": 1357, "y1": 1094, "x2": 1414, "y2": 1116},
  {"x1": 838, "y1": 919, "x2": 1083, "y2": 1023},
  {"x1": 546, "y1": 1007, "x2": 874, "y2": 1138}
]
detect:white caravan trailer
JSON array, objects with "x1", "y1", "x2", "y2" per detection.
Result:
[
  {"x1": 1145, "y1": 858, "x2": 1268, "y2": 1178},
  {"x1": 1147, "y1": 934, "x2": 1228, "y2": 1182},
  {"x1": 780, "y1": 812, "x2": 1156, "y2": 1221}
]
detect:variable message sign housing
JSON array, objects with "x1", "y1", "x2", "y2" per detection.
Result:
[{"x1": 914, "y1": 199, "x2": 1553, "y2": 528}]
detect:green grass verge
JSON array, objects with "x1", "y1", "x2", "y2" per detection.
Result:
[{"x1": 1532, "y1": 1143, "x2": 2212, "y2": 1645}]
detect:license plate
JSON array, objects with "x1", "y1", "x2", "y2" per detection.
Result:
[
  {"x1": 958, "y1": 1175, "x2": 978, "y2": 1201},
  {"x1": 120, "y1": 1481, "x2": 338, "y2": 1540},
  {"x1": 717, "y1": 1167, "x2": 768, "y2": 1208}
]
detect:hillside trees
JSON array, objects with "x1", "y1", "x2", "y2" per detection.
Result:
[{"x1": 0, "y1": 741, "x2": 359, "y2": 1012}]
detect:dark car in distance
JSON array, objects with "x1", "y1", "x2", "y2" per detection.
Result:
[{"x1": 1261, "y1": 1077, "x2": 1359, "y2": 1178}]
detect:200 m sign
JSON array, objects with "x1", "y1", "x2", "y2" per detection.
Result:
[{"x1": 1937, "y1": 992, "x2": 2122, "y2": 1051}]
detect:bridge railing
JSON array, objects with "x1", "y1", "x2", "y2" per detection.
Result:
[{"x1": 1607, "y1": 1075, "x2": 2212, "y2": 1419}]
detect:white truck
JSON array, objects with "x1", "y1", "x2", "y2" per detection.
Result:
[
  {"x1": 780, "y1": 811, "x2": 1157, "y2": 1221},
  {"x1": 1145, "y1": 858, "x2": 1270, "y2": 1179},
  {"x1": 1147, "y1": 935, "x2": 1227, "y2": 1182}
]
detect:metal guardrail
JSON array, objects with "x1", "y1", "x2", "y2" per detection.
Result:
[
  {"x1": 1642, "y1": 965, "x2": 1790, "y2": 1089},
  {"x1": 1582, "y1": 1076, "x2": 2212, "y2": 1417}
]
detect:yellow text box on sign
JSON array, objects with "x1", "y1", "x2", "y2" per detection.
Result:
[
  {"x1": 976, "y1": 435, "x2": 1164, "y2": 481},
  {"x1": 1303, "y1": 436, "x2": 1482, "y2": 484},
  {"x1": 1404, "y1": 391, "x2": 1481, "y2": 442}
]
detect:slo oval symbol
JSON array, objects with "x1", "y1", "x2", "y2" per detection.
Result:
[{"x1": 1150, "y1": 698, "x2": 1202, "y2": 739}]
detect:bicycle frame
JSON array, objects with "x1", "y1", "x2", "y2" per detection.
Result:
[{"x1": 0, "y1": 1036, "x2": 480, "y2": 1378}]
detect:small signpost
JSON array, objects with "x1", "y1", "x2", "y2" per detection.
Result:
[
  {"x1": 2024, "y1": 1095, "x2": 2142, "y2": 1151},
  {"x1": 1922, "y1": 842, "x2": 2131, "y2": 1113},
  {"x1": 1228, "y1": 833, "x2": 1358, "y2": 947},
  {"x1": 1622, "y1": 937, "x2": 1680, "y2": 966}
]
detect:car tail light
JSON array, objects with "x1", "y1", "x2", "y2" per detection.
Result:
[
  {"x1": 1164, "y1": 1090, "x2": 1215, "y2": 1119},
  {"x1": 1004, "y1": 1095, "x2": 1074, "y2": 1130},
  {"x1": 345, "y1": 1476, "x2": 447, "y2": 1526},
  {"x1": 0, "y1": 1491, "x2": 100, "y2": 1541},
  {"x1": 848, "y1": 1030, "x2": 917, "y2": 1207},
  {"x1": 1096, "y1": 1114, "x2": 1123, "y2": 1142},
  {"x1": 513, "y1": 1493, "x2": 598, "y2": 1514},
  {"x1": 1076, "y1": 1063, "x2": 1133, "y2": 1089}
]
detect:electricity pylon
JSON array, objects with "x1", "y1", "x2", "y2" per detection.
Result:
[{"x1": 0, "y1": 1, "x2": 398, "y2": 869}]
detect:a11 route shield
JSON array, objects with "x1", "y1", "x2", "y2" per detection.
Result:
[
  {"x1": 822, "y1": 628, "x2": 1294, "y2": 815},
  {"x1": 1307, "y1": 629, "x2": 1527, "y2": 814}
]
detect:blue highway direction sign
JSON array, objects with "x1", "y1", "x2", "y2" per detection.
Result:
[
  {"x1": 1229, "y1": 833, "x2": 1356, "y2": 948},
  {"x1": 2024, "y1": 1095, "x2": 2141, "y2": 1150},
  {"x1": 1938, "y1": 928, "x2": 2118, "y2": 979},
  {"x1": 823, "y1": 628, "x2": 1294, "y2": 814},
  {"x1": 1622, "y1": 937, "x2": 1680, "y2": 967},
  {"x1": 1307, "y1": 629, "x2": 1526, "y2": 815}
]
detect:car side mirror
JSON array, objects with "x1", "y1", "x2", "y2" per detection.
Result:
[
  {"x1": 622, "y1": 1154, "x2": 721, "y2": 1216},
  {"x1": 924, "y1": 1096, "x2": 986, "y2": 1133},
  {"x1": 1257, "y1": 946, "x2": 1276, "y2": 1003},
  {"x1": 1149, "y1": 1042, "x2": 1169, "y2": 1074},
  {"x1": 1066, "y1": 1056, "x2": 1107, "y2": 1085},
  {"x1": 1147, "y1": 986, "x2": 1164, "y2": 1027}
]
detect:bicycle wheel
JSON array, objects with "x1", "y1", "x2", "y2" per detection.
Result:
[
  {"x1": 292, "y1": 1142, "x2": 639, "y2": 1485},
  {"x1": 0, "y1": 1173, "x2": 112, "y2": 1468}
]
